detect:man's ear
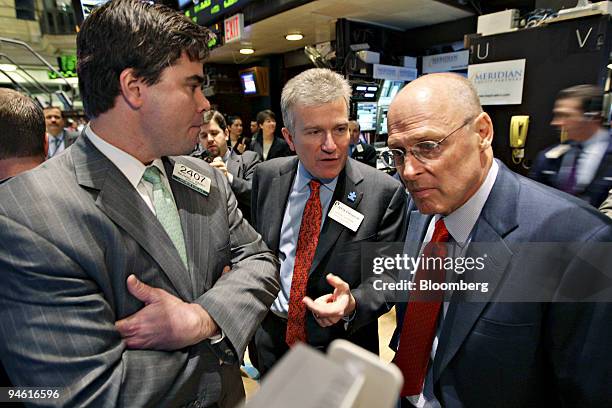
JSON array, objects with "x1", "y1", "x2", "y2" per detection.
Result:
[
  {"x1": 119, "y1": 68, "x2": 145, "y2": 110},
  {"x1": 281, "y1": 127, "x2": 296, "y2": 152},
  {"x1": 475, "y1": 112, "x2": 494, "y2": 150}
]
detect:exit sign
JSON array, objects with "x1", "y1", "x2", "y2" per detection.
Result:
[{"x1": 224, "y1": 13, "x2": 244, "y2": 44}]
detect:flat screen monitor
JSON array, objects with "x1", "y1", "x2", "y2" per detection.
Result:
[
  {"x1": 356, "y1": 102, "x2": 377, "y2": 132},
  {"x1": 72, "y1": 0, "x2": 110, "y2": 25},
  {"x1": 240, "y1": 72, "x2": 257, "y2": 95},
  {"x1": 238, "y1": 67, "x2": 269, "y2": 97}
]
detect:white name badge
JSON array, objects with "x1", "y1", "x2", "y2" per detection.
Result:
[
  {"x1": 328, "y1": 201, "x2": 364, "y2": 232},
  {"x1": 356, "y1": 144, "x2": 364, "y2": 153},
  {"x1": 172, "y1": 163, "x2": 211, "y2": 196},
  {"x1": 545, "y1": 144, "x2": 572, "y2": 159}
]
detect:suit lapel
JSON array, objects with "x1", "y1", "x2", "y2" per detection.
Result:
[
  {"x1": 432, "y1": 161, "x2": 518, "y2": 382},
  {"x1": 309, "y1": 160, "x2": 364, "y2": 275},
  {"x1": 226, "y1": 152, "x2": 241, "y2": 178},
  {"x1": 72, "y1": 136, "x2": 193, "y2": 300},
  {"x1": 266, "y1": 158, "x2": 298, "y2": 252}
]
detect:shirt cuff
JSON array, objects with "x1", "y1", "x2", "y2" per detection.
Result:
[
  {"x1": 210, "y1": 330, "x2": 225, "y2": 344},
  {"x1": 227, "y1": 173, "x2": 234, "y2": 184},
  {"x1": 342, "y1": 310, "x2": 356, "y2": 330}
]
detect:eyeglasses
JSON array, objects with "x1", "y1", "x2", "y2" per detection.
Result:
[{"x1": 381, "y1": 117, "x2": 474, "y2": 167}]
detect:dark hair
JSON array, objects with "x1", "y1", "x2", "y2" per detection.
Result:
[
  {"x1": 77, "y1": 0, "x2": 214, "y2": 118},
  {"x1": 0, "y1": 89, "x2": 45, "y2": 159},
  {"x1": 43, "y1": 106, "x2": 64, "y2": 117},
  {"x1": 256, "y1": 109, "x2": 276, "y2": 126},
  {"x1": 227, "y1": 115, "x2": 242, "y2": 127},
  {"x1": 557, "y1": 84, "x2": 603, "y2": 118},
  {"x1": 203, "y1": 110, "x2": 227, "y2": 132}
]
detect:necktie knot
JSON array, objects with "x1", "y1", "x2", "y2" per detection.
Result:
[
  {"x1": 431, "y1": 219, "x2": 450, "y2": 243},
  {"x1": 309, "y1": 179, "x2": 321, "y2": 193},
  {"x1": 143, "y1": 166, "x2": 162, "y2": 186}
]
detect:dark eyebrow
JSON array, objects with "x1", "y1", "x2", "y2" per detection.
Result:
[{"x1": 186, "y1": 75, "x2": 205, "y2": 84}]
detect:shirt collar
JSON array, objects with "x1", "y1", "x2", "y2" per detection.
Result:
[
  {"x1": 296, "y1": 161, "x2": 338, "y2": 193},
  {"x1": 222, "y1": 148, "x2": 231, "y2": 163},
  {"x1": 48, "y1": 131, "x2": 64, "y2": 141},
  {"x1": 85, "y1": 125, "x2": 166, "y2": 189},
  {"x1": 442, "y1": 159, "x2": 499, "y2": 245},
  {"x1": 582, "y1": 128, "x2": 609, "y2": 148}
]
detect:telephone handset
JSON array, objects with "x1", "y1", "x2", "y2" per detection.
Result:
[{"x1": 510, "y1": 115, "x2": 529, "y2": 164}]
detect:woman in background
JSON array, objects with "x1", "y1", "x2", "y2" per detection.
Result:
[
  {"x1": 250, "y1": 109, "x2": 292, "y2": 161},
  {"x1": 227, "y1": 115, "x2": 247, "y2": 153}
]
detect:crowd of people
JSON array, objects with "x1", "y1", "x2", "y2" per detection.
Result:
[{"x1": 1, "y1": 0, "x2": 612, "y2": 407}]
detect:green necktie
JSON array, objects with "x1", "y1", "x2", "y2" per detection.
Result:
[{"x1": 142, "y1": 166, "x2": 188, "y2": 268}]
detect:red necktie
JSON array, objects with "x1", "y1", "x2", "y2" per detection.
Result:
[
  {"x1": 286, "y1": 180, "x2": 322, "y2": 346},
  {"x1": 394, "y1": 218, "x2": 450, "y2": 397}
]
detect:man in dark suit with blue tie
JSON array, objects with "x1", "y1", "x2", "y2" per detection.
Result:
[
  {"x1": 387, "y1": 73, "x2": 612, "y2": 407},
  {"x1": 530, "y1": 84, "x2": 612, "y2": 208},
  {"x1": 251, "y1": 68, "x2": 407, "y2": 375}
]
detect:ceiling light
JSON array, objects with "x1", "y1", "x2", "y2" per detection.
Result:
[
  {"x1": 285, "y1": 33, "x2": 303, "y2": 41},
  {"x1": 239, "y1": 47, "x2": 254, "y2": 55},
  {"x1": 0, "y1": 64, "x2": 17, "y2": 72}
]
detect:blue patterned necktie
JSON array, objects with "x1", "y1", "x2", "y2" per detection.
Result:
[{"x1": 142, "y1": 166, "x2": 188, "y2": 268}]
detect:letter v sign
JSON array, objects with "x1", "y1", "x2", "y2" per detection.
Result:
[{"x1": 576, "y1": 27, "x2": 593, "y2": 48}]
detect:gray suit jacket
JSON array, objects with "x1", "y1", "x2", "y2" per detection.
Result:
[
  {"x1": 252, "y1": 156, "x2": 406, "y2": 353},
  {"x1": 0, "y1": 135, "x2": 280, "y2": 407},
  {"x1": 392, "y1": 161, "x2": 612, "y2": 407},
  {"x1": 226, "y1": 150, "x2": 261, "y2": 220}
]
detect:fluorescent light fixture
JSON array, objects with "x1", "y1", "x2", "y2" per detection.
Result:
[
  {"x1": 285, "y1": 33, "x2": 303, "y2": 41},
  {"x1": 367, "y1": 86, "x2": 378, "y2": 91},
  {"x1": 239, "y1": 47, "x2": 254, "y2": 55},
  {"x1": 364, "y1": 93, "x2": 375, "y2": 98},
  {"x1": 356, "y1": 86, "x2": 367, "y2": 91},
  {"x1": 0, "y1": 64, "x2": 17, "y2": 72}
]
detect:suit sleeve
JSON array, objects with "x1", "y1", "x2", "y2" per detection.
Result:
[
  {"x1": 546, "y1": 224, "x2": 612, "y2": 406},
  {"x1": 194, "y1": 168, "x2": 279, "y2": 358},
  {"x1": 349, "y1": 182, "x2": 407, "y2": 332},
  {"x1": 229, "y1": 153, "x2": 261, "y2": 210},
  {"x1": 0, "y1": 216, "x2": 201, "y2": 407}
]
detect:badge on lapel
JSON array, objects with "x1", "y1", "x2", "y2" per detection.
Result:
[
  {"x1": 328, "y1": 200, "x2": 364, "y2": 232},
  {"x1": 172, "y1": 163, "x2": 211, "y2": 196}
]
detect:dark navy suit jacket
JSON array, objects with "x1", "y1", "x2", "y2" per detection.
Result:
[{"x1": 392, "y1": 160, "x2": 612, "y2": 407}]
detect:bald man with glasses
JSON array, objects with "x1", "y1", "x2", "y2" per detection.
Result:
[{"x1": 387, "y1": 73, "x2": 612, "y2": 407}]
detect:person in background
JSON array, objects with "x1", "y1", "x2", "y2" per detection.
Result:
[
  {"x1": 0, "y1": 89, "x2": 47, "y2": 184},
  {"x1": 251, "y1": 68, "x2": 406, "y2": 376},
  {"x1": 0, "y1": 1, "x2": 279, "y2": 406},
  {"x1": 250, "y1": 120, "x2": 259, "y2": 138},
  {"x1": 387, "y1": 73, "x2": 612, "y2": 407},
  {"x1": 348, "y1": 120, "x2": 377, "y2": 168},
  {"x1": 43, "y1": 106, "x2": 79, "y2": 158},
  {"x1": 198, "y1": 110, "x2": 261, "y2": 222},
  {"x1": 250, "y1": 109, "x2": 292, "y2": 161},
  {"x1": 227, "y1": 115, "x2": 247, "y2": 153},
  {"x1": 530, "y1": 84, "x2": 612, "y2": 208}
]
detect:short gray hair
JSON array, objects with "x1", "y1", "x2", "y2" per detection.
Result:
[{"x1": 281, "y1": 68, "x2": 351, "y2": 133}]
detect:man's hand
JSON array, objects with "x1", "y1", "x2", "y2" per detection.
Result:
[
  {"x1": 115, "y1": 275, "x2": 219, "y2": 350},
  {"x1": 236, "y1": 142, "x2": 247, "y2": 154},
  {"x1": 210, "y1": 157, "x2": 229, "y2": 177},
  {"x1": 303, "y1": 273, "x2": 356, "y2": 327}
]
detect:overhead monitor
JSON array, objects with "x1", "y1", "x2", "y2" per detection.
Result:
[
  {"x1": 72, "y1": 0, "x2": 110, "y2": 25},
  {"x1": 238, "y1": 66, "x2": 269, "y2": 97}
]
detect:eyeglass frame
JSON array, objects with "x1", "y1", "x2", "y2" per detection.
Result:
[{"x1": 381, "y1": 116, "x2": 476, "y2": 167}]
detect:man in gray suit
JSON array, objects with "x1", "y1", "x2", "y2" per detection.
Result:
[
  {"x1": 0, "y1": 1, "x2": 279, "y2": 406},
  {"x1": 387, "y1": 73, "x2": 612, "y2": 407},
  {"x1": 251, "y1": 68, "x2": 406, "y2": 375},
  {"x1": 197, "y1": 110, "x2": 261, "y2": 222}
]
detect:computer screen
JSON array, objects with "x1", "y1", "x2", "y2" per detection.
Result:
[
  {"x1": 240, "y1": 72, "x2": 257, "y2": 95},
  {"x1": 72, "y1": 0, "x2": 110, "y2": 25},
  {"x1": 356, "y1": 102, "x2": 378, "y2": 132}
]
